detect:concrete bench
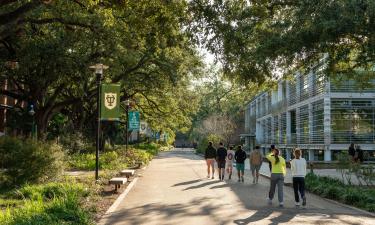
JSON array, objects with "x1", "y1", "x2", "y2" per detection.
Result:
[
  {"x1": 109, "y1": 177, "x2": 128, "y2": 191},
  {"x1": 120, "y1": 169, "x2": 135, "y2": 178}
]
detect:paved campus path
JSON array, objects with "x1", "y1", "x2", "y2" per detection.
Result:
[{"x1": 99, "y1": 149, "x2": 375, "y2": 225}]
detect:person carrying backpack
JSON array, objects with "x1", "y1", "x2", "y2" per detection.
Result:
[{"x1": 250, "y1": 146, "x2": 263, "y2": 184}]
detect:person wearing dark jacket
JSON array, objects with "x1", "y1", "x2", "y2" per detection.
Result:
[
  {"x1": 205, "y1": 142, "x2": 217, "y2": 179},
  {"x1": 235, "y1": 145, "x2": 247, "y2": 182},
  {"x1": 216, "y1": 142, "x2": 227, "y2": 181},
  {"x1": 348, "y1": 143, "x2": 355, "y2": 161}
]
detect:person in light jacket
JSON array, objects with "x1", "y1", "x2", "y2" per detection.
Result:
[{"x1": 290, "y1": 148, "x2": 307, "y2": 207}]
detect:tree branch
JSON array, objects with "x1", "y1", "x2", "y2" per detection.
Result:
[{"x1": 0, "y1": 0, "x2": 41, "y2": 26}]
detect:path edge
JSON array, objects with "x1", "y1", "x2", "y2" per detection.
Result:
[{"x1": 106, "y1": 177, "x2": 139, "y2": 214}]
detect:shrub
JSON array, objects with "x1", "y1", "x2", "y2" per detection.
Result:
[
  {"x1": 197, "y1": 134, "x2": 221, "y2": 154},
  {"x1": 322, "y1": 185, "x2": 341, "y2": 199},
  {"x1": 305, "y1": 172, "x2": 375, "y2": 212},
  {"x1": 12, "y1": 183, "x2": 89, "y2": 201},
  {"x1": 0, "y1": 190, "x2": 93, "y2": 225},
  {"x1": 59, "y1": 132, "x2": 92, "y2": 154},
  {"x1": 68, "y1": 151, "x2": 127, "y2": 170},
  {"x1": 0, "y1": 137, "x2": 64, "y2": 187}
]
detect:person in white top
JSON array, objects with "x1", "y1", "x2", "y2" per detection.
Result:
[
  {"x1": 226, "y1": 146, "x2": 235, "y2": 180},
  {"x1": 290, "y1": 148, "x2": 307, "y2": 207}
]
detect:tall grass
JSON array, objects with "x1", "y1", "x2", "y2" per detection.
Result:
[{"x1": 0, "y1": 183, "x2": 94, "y2": 225}]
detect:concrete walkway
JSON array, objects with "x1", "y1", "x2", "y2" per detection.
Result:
[{"x1": 99, "y1": 149, "x2": 375, "y2": 225}]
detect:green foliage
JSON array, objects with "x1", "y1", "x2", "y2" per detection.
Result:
[
  {"x1": 305, "y1": 173, "x2": 375, "y2": 212},
  {"x1": 335, "y1": 151, "x2": 375, "y2": 186},
  {"x1": 59, "y1": 132, "x2": 93, "y2": 154},
  {"x1": 196, "y1": 134, "x2": 221, "y2": 154},
  {"x1": 13, "y1": 183, "x2": 89, "y2": 202},
  {"x1": 0, "y1": 183, "x2": 93, "y2": 225},
  {"x1": 68, "y1": 151, "x2": 126, "y2": 171},
  {"x1": 188, "y1": 0, "x2": 375, "y2": 83},
  {"x1": 68, "y1": 144, "x2": 161, "y2": 170},
  {"x1": 134, "y1": 142, "x2": 160, "y2": 155},
  {"x1": 189, "y1": 70, "x2": 263, "y2": 146},
  {"x1": 0, "y1": 137, "x2": 65, "y2": 187}
]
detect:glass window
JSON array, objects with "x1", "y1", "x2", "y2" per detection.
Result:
[{"x1": 313, "y1": 150, "x2": 324, "y2": 161}]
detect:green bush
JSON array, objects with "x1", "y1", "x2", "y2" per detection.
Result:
[
  {"x1": 12, "y1": 183, "x2": 89, "y2": 201},
  {"x1": 68, "y1": 143, "x2": 160, "y2": 170},
  {"x1": 0, "y1": 186, "x2": 93, "y2": 225},
  {"x1": 0, "y1": 137, "x2": 65, "y2": 187},
  {"x1": 68, "y1": 151, "x2": 127, "y2": 170},
  {"x1": 197, "y1": 134, "x2": 221, "y2": 154},
  {"x1": 59, "y1": 132, "x2": 92, "y2": 154},
  {"x1": 306, "y1": 173, "x2": 375, "y2": 212}
]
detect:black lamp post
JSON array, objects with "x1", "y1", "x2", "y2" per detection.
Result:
[
  {"x1": 124, "y1": 99, "x2": 130, "y2": 152},
  {"x1": 28, "y1": 104, "x2": 36, "y2": 139},
  {"x1": 89, "y1": 63, "x2": 108, "y2": 181}
]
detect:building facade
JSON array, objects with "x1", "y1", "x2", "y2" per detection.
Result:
[{"x1": 243, "y1": 73, "x2": 375, "y2": 161}]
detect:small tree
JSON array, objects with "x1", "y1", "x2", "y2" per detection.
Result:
[{"x1": 198, "y1": 114, "x2": 237, "y2": 146}]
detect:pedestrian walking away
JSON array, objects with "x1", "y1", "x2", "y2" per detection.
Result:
[
  {"x1": 290, "y1": 148, "x2": 307, "y2": 208},
  {"x1": 249, "y1": 146, "x2": 263, "y2": 184},
  {"x1": 268, "y1": 144, "x2": 276, "y2": 171},
  {"x1": 235, "y1": 145, "x2": 247, "y2": 182},
  {"x1": 266, "y1": 148, "x2": 286, "y2": 207},
  {"x1": 355, "y1": 145, "x2": 364, "y2": 163},
  {"x1": 216, "y1": 142, "x2": 227, "y2": 180},
  {"x1": 204, "y1": 141, "x2": 217, "y2": 179},
  {"x1": 226, "y1": 146, "x2": 235, "y2": 180},
  {"x1": 348, "y1": 143, "x2": 355, "y2": 162},
  {"x1": 267, "y1": 144, "x2": 275, "y2": 198}
]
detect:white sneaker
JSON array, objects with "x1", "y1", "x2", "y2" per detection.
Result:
[
  {"x1": 279, "y1": 202, "x2": 284, "y2": 207},
  {"x1": 267, "y1": 198, "x2": 272, "y2": 205},
  {"x1": 295, "y1": 202, "x2": 300, "y2": 207}
]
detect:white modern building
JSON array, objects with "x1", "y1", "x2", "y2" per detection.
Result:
[{"x1": 243, "y1": 72, "x2": 375, "y2": 161}]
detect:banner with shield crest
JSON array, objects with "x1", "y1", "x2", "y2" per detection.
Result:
[{"x1": 100, "y1": 84, "x2": 120, "y2": 121}]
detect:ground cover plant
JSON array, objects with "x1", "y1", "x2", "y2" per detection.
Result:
[
  {"x1": 67, "y1": 143, "x2": 162, "y2": 171},
  {"x1": 0, "y1": 138, "x2": 164, "y2": 225},
  {"x1": 305, "y1": 173, "x2": 375, "y2": 212},
  {"x1": 0, "y1": 182, "x2": 95, "y2": 225}
]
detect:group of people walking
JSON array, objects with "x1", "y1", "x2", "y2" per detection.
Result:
[{"x1": 204, "y1": 142, "x2": 307, "y2": 208}]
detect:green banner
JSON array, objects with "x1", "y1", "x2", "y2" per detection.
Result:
[
  {"x1": 100, "y1": 83, "x2": 120, "y2": 121},
  {"x1": 128, "y1": 111, "x2": 140, "y2": 130}
]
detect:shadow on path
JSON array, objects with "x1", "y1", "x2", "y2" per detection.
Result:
[
  {"x1": 173, "y1": 179, "x2": 202, "y2": 187},
  {"x1": 183, "y1": 180, "x2": 221, "y2": 191},
  {"x1": 103, "y1": 197, "x2": 231, "y2": 225}
]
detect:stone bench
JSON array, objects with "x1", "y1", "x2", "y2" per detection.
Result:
[
  {"x1": 120, "y1": 169, "x2": 135, "y2": 178},
  {"x1": 109, "y1": 177, "x2": 128, "y2": 191}
]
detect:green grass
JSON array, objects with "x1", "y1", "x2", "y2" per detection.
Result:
[
  {"x1": 0, "y1": 182, "x2": 94, "y2": 225},
  {"x1": 306, "y1": 173, "x2": 375, "y2": 212},
  {"x1": 0, "y1": 142, "x2": 164, "y2": 224}
]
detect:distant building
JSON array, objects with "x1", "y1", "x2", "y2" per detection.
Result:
[{"x1": 243, "y1": 72, "x2": 375, "y2": 161}]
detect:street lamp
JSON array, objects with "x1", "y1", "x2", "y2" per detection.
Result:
[
  {"x1": 89, "y1": 63, "x2": 109, "y2": 181},
  {"x1": 28, "y1": 104, "x2": 36, "y2": 139}
]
